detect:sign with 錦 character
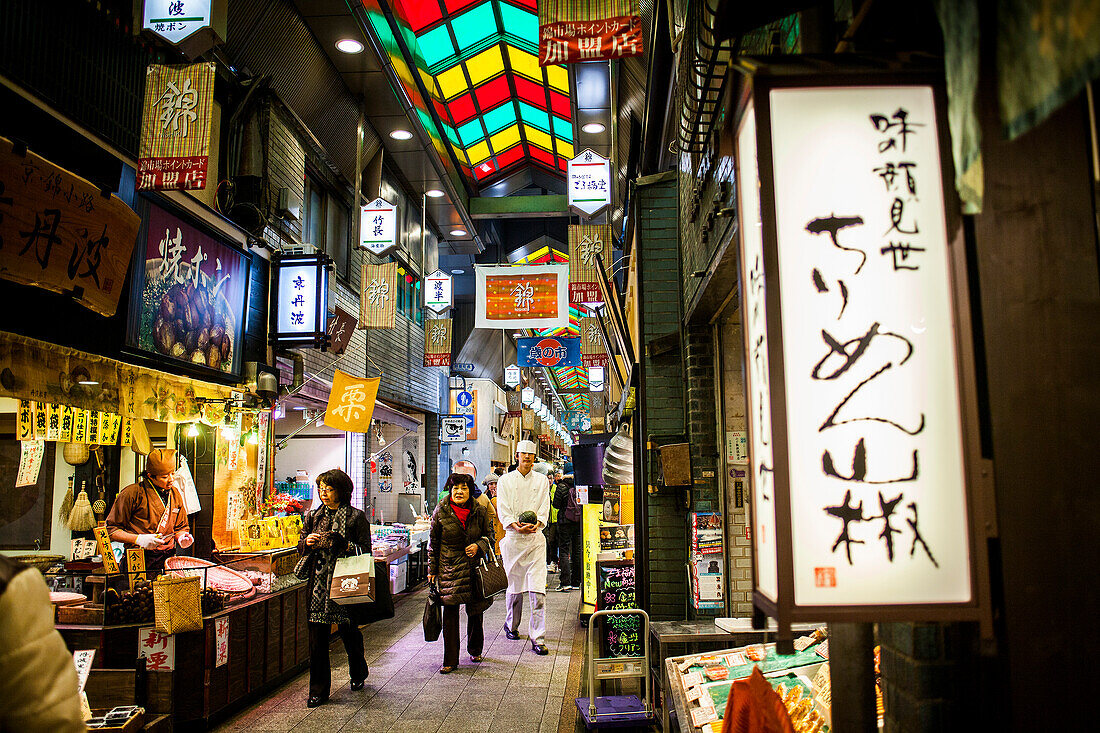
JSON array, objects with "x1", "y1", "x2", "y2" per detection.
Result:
[
  {"x1": 125, "y1": 202, "x2": 250, "y2": 377},
  {"x1": 538, "y1": 0, "x2": 642, "y2": 66},
  {"x1": 323, "y1": 370, "x2": 379, "y2": 433},
  {"x1": 424, "y1": 318, "x2": 452, "y2": 367},
  {"x1": 505, "y1": 389, "x2": 523, "y2": 417},
  {"x1": 580, "y1": 316, "x2": 609, "y2": 368},
  {"x1": 0, "y1": 136, "x2": 140, "y2": 317},
  {"x1": 137, "y1": 62, "x2": 216, "y2": 191},
  {"x1": 359, "y1": 198, "x2": 397, "y2": 256},
  {"x1": 358, "y1": 262, "x2": 398, "y2": 329},
  {"x1": 270, "y1": 252, "x2": 329, "y2": 348},
  {"x1": 734, "y1": 70, "x2": 989, "y2": 643},
  {"x1": 567, "y1": 150, "x2": 612, "y2": 218},
  {"x1": 423, "y1": 269, "x2": 453, "y2": 313},
  {"x1": 569, "y1": 225, "x2": 610, "y2": 304},
  {"x1": 474, "y1": 264, "x2": 569, "y2": 330}
]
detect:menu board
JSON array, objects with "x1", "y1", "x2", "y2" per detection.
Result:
[{"x1": 597, "y1": 562, "x2": 640, "y2": 658}]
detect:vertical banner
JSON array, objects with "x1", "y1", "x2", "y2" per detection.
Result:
[
  {"x1": 72, "y1": 409, "x2": 89, "y2": 443},
  {"x1": 506, "y1": 390, "x2": 523, "y2": 418},
  {"x1": 589, "y1": 392, "x2": 607, "y2": 432},
  {"x1": 359, "y1": 262, "x2": 399, "y2": 329},
  {"x1": 17, "y1": 400, "x2": 34, "y2": 441},
  {"x1": 423, "y1": 318, "x2": 453, "y2": 367},
  {"x1": 580, "y1": 316, "x2": 609, "y2": 368},
  {"x1": 93, "y1": 525, "x2": 119, "y2": 574},
  {"x1": 569, "y1": 225, "x2": 611, "y2": 304},
  {"x1": 324, "y1": 370, "x2": 380, "y2": 432},
  {"x1": 538, "y1": 0, "x2": 643, "y2": 65},
  {"x1": 255, "y1": 411, "x2": 270, "y2": 500},
  {"x1": 137, "y1": 62, "x2": 216, "y2": 191},
  {"x1": 474, "y1": 264, "x2": 570, "y2": 330}
]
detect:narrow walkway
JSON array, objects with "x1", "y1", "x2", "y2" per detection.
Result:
[{"x1": 214, "y1": 578, "x2": 584, "y2": 733}]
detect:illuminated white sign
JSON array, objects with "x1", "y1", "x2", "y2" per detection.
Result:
[
  {"x1": 424, "y1": 269, "x2": 453, "y2": 313},
  {"x1": 505, "y1": 364, "x2": 521, "y2": 387},
  {"x1": 768, "y1": 85, "x2": 970, "y2": 606},
  {"x1": 143, "y1": 0, "x2": 211, "y2": 44},
  {"x1": 360, "y1": 198, "x2": 397, "y2": 256},
  {"x1": 736, "y1": 100, "x2": 779, "y2": 602},
  {"x1": 272, "y1": 255, "x2": 328, "y2": 346},
  {"x1": 587, "y1": 365, "x2": 605, "y2": 392},
  {"x1": 567, "y1": 149, "x2": 611, "y2": 218},
  {"x1": 521, "y1": 387, "x2": 535, "y2": 405}
]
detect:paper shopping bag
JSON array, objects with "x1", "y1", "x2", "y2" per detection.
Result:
[{"x1": 329, "y1": 553, "x2": 375, "y2": 605}]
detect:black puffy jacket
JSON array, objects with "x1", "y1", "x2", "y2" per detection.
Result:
[{"x1": 428, "y1": 498, "x2": 495, "y2": 611}]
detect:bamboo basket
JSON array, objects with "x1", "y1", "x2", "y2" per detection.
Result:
[{"x1": 152, "y1": 575, "x2": 203, "y2": 634}]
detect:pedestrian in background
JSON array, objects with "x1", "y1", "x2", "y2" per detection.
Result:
[
  {"x1": 496, "y1": 441, "x2": 552, "y2": 654},
  {"x1": 483, "y1": 474, "x2": 504, "y2": 555},
  {"x1": 544, "y1": 468, "x2": 561, "y2": 573},
  {"x1": 553, "y1": 465, "x2": 582, "y2": 591},
  {"x1": 429, "y1": 473, "x2": 495, "y2": 673},
  {"x1": 298, "y1": 468, "x2": 372, "y2": 708}
]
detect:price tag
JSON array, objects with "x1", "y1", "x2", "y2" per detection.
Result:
[
  {"x1": 724, "y1": 652, "x2": 747, "y2": 667},
  {"x1": 93, "y1": 524, "x2": 118, "y2": 574},
  {"x1": 72, "y1": 649, "x2": 96, "y2": 693},
  {"x1": 126, "y1": 549, "x2": 146, "y2": 590},
  {"x1": 678, "y1": 656, "x2": 697, "y2": 672},
  {"x1": 686, "y1": 684, "x2": 704, "y2": 701},
  {"x1": 682, "y1": 670, "x2": 703, "y2": 688},
  {"x1": 691, "y1": 704, "x2": 719, "y2": 727}
]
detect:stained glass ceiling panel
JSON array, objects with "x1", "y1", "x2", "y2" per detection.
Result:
[{"x1": 389, "y1": 0, "x2": 573, "y2": 186}]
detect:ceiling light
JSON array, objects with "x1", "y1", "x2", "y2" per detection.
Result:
[
  {"x1": 450, "y1": 228, "x2": 467, "y2": 237},
  {"x1": 186, "y1": 423, "x2": 200, "y2": 438},
  {"x1": 451, "y1": 269, "x2": 465, "y2": 274},
  {"x1": 425, "y1": 188, "x2": 445, "y2": 198},
  {"x1": 389, "y1": 129, "x2": 413, "y2": 141},
  {"x1": 335, "y1": 38, "x2": 364, "y2": 54},
  {"x1": 77, "y1": 379, "x2": 100, "y2": 386},
  {"x1": 581, "y1": 122, "x2": 606, "y2": 134}
]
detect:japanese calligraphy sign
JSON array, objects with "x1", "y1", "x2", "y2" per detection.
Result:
[
  {"x1": 0, "y1": 136, "x2": 140, "y2": 317},
  {"x1": 126, "y1": 202, "x2": 248, "y2": 376},
  {"x1": 324, "y1": 370, "x2": 380, "y2": 433},
  {"x1": 423, "y1": 269, "x2": 453, "y2": 313},
  {"x1": 505, "y1": 389, "x2": 523, "y2": 417},
  {"x1": 143, "y1": 0, "x2": 213, "y2": 45},
  {"x1": 517, "y1": 336, "x2": 581, "y2": 368},
  {"x1": 214, "y1": 616, "x2": 229, "y2": 667},
  {"x1": 474, "y1": 264, "x2": 570, "y2": 330},
  {"x1": 589, "y1": 392, "x2": 606, "y2": 432},
  {"x1": 16, "y1": 439, "x2": 45, "y2": 487},
  {"x1": 537, "y1": 0, "x2": 642, "y2": 65},
  {"x1": 567, "y1": 150, "x2": 612, "y2": 218},
  {"x1": 138, "y1": 627, "x2": 176, "y2": 671},
  {"x1": 358, "y1": 262, "x2": 398, "y2": 329},
  {"x1": 137, "y1": 63, "x2": 215, "y2": 191},
  {"x1": 569, "y1": 225, "x2": 610, "y2": 304},
  {"x1": 359, "y1": 198, "x2": 397, "y2": 256},
  {"x1": 327, "y1": 305, "x2": 357, "y2": 355},
  {"x1": 504, "y1": 364, "x2": 521, "y2": 387},
  {"x1": 580, "y1": 316, "x2": 609, "y2": 368},
  {"x1": 736, "y1": 75, "x2": 984, "y2": 630},
  {"x1": 271, "y1": 252, "x2": 329, "y2": 347},
  {"x1": 423, "y1": 318, "x2": 452, "y2": 367}
]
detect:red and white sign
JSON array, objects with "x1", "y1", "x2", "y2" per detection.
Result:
[
  {"x1": 539, "y1": 13, "x2": 642, "y2": 66},
  {"x1": 215, "y1": 616, "x2": 229, "y2": 667},
  {"x1": 138, "y1": 627, "x2": 176, "y2": 671}
]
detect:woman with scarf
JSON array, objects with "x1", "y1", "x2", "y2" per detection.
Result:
[
  {"x1": 429, "y1": 473, "x2": 495, "y2": 673},
  {"x1": 297, "y1": 468, "x2": 372, "y2": 707}
]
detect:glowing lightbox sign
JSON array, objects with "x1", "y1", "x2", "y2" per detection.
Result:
[
  {"x1": 768, "y1": 85, "x2": 970, "y2": 606},
  {"x1": 272, "y1": 253, "x2": 329, "y2": 347},
  {"x1": 505, "y1": 364, "x2": 522, "y2": 387},
  {"x1": 360, "y1": 198, "x2": 397, "y2": 256},
  {"x1": 567, "y1": 149, "x2": 611, "y2": 218},
  {"x1": 424, "y1": 269, "x2": 453, "y2": 313},
  {"x1": 143, "y1": 0, "x2": 212, "y2": 44}
]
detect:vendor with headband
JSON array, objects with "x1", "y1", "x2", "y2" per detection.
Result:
[{"x1": 106, "y1": 448, "x2": 193, "y2": 572}]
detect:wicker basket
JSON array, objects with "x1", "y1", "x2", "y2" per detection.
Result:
[{"x1": 152, "y1": 575, "x2": 203, "y2": 634}]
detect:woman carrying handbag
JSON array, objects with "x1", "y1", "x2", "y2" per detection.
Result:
[
  {"x1": 295, "y1": 469, "x2": 372, "y2": 708},
  {"x1": 428, "y1": 473, "x2": 495, "y2": 673}
]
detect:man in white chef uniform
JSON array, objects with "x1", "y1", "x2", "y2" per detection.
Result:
[{"x1": 496, "y1": 440, "x2": 551, "y2": 654}]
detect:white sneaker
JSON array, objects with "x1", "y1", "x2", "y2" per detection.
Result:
[{"x1": 547, "y1": 563, "x2": 558, "y2": 572}]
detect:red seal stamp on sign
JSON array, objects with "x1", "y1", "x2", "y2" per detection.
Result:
[{"x1": 814, "y1": 567, "x2": 837, "y2": 588}]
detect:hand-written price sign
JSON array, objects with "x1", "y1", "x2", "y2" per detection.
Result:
[{"x1": 597, "y1": 562, "x2": 640, "y2": 658}]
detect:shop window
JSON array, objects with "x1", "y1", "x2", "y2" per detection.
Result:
[
  {"x1": 394, "y1": 262, "x2": 423, "y2": 326},
  {"x1": 303, "y1": 175, "x2": 350, "y2": 281}
]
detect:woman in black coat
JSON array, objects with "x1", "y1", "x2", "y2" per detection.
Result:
[
  {"x1": 296, "y1": 468, "x2": 372, "y2": 708},
  {"x1": 428, "y1": 472, "x2": 495, "y2": 673}
]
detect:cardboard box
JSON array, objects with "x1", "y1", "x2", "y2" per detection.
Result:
[{"x1": 389, "y1": 561, "x2": 407, "y2": 594}]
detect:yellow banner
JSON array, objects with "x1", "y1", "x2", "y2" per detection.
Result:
[
  {"x1": 17, "y1": 400, "x2": 33, "y2": 440},
  {"x1": 72, "y1": 408, "x2": 89, "y2": 443},
  {"x1": 358, "y1": 262, "x2": 398, "y2": 329},
  {"x1": 324, "y1": 370, "x2": 380, "y2": 433},
  {"x1": 59, "y1": 405, "x2": 74, "y2": 442},
  {"x1": 93, "y1": 525, "x2": 118, "y2": 575}
]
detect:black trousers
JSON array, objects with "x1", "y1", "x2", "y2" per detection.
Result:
[
  {"x1": 308, "y1": 621, "x2": 367, "y2": 698},
  {"x1": 442, "y1": 604, "x2": 484, "y2": 668},
  {"x1": 545, "y1": 522, "x2": 559, "y2": 563},
  {"x1": 557, "y1": 520, "x2": 582, "y2": 587}
]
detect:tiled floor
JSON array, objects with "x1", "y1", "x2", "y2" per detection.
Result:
[{"x1": 213, "y1": 577, "x2": 584, "y2": 733}]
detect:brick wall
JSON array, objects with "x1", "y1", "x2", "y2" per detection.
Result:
[
  {"x1": 677, "y1": 146, "x2": 736, "y2": 313},
  {"x1": 718, "y1": 320, "x2": 752, "y2": 615},
  {"x1": 636, "y1": 172, "x2": 688, "y2": 620}
]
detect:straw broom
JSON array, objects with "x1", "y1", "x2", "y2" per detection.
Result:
[{"x1": 68, "y1": 481, "x2": 97, "y2": 532}]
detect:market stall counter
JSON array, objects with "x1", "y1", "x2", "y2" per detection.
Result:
[{"x1": 52, "y1": 555, "x2": 308, "y2": 729}]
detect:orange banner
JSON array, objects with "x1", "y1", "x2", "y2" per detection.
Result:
[{"x1": 324, "y1": 370, "x2": 380, "y2": 433}]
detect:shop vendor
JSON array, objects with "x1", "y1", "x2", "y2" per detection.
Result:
[{"x1": 106, "y1": 448, "x2": 194, "y2": 573}]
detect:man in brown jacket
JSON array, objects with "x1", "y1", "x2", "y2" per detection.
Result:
[{"x1": 106, "y1": 448, "x2": 193, "y2": 572}]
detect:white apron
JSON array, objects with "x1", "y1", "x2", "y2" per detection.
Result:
[{"x1": 500, "y1": 529, "x2": 547, "y2": 594}]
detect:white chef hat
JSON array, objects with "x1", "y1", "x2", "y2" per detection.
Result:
[{"x1": 516, "y1": 440, "x2": 537, "y2": 455}]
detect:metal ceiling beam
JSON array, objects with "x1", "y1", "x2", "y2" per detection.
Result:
[{"x1": 470, "y1": 195, "x2": 567, "y2": 218}]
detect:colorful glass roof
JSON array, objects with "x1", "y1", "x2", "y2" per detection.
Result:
[{"x1": 390, "y1": 0, "x2": 574, "y2": 186}]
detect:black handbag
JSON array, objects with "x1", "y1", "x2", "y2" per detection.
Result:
[
  {"x1": 475, "y1": 545, "x2": 508, "y2": 599},
  {"x1": 423, "y1": 582, "x2": 442, "y2": 642}
]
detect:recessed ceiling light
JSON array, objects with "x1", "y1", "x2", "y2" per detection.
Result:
[
  {"x1": 450, "y1": 228, "x2": 467, "y2": 237},
  {"x1": 335, "y1": 38, "x2": 364, "y2": 54},
  {"x1": 425, "y1": 188, "x2": 445, "y2": 198},
  {"x1": 389, "y1": 129, "x2": 413, "y2": 140},
  {"x1": 581, "y1": 122, "x2": 606, "y2": 134},
  {"x1": 451, "y1": 269, "x2": 465, "y2": 274}
]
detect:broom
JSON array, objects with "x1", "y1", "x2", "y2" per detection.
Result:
[
  {"x1": 58, "y1": 475, "x2": 75, "y2": 525},
  {"x1": 68, "y1": 481, "x2": 97, "y2": 532}
]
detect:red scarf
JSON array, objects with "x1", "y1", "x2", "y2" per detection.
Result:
[{"x1": 450, "y1": 498, "x2": 471, "y2": 528}]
